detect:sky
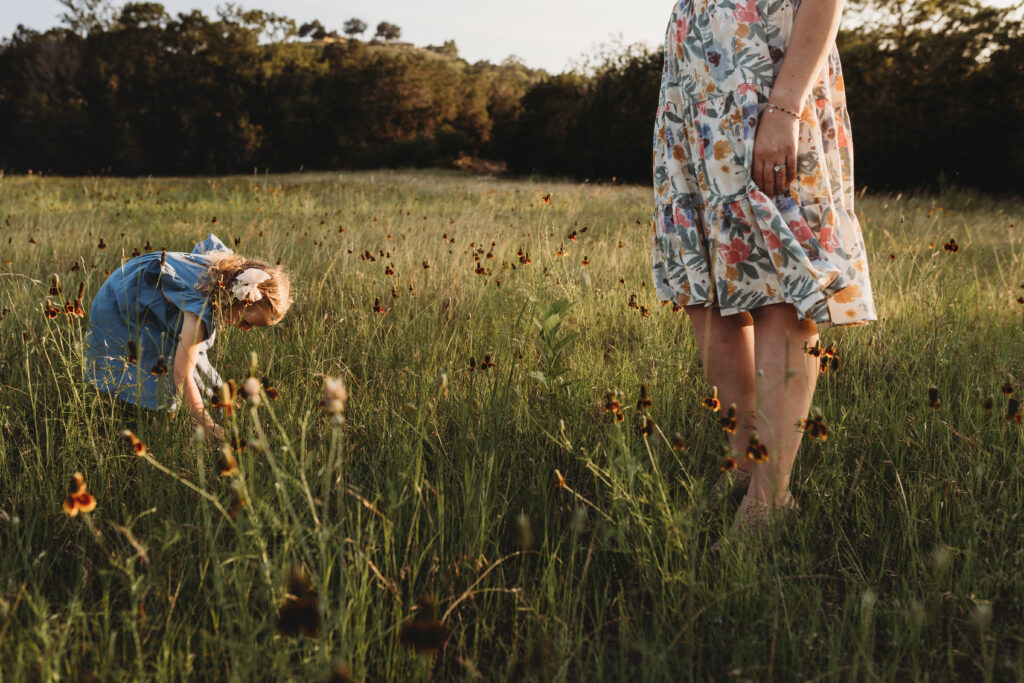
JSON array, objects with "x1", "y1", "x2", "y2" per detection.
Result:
[{"x1": 1, "y1": 0, "x2": 1019, "y2": 74}]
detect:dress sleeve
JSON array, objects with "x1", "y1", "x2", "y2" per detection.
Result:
[
  {"x1": 192, "y1": 233, "x2": 232, "y2": 255},
  {"x1": 146, "y1": 256, "x2": 216, "y2": 333}
]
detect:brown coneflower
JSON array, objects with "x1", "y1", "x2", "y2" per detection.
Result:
[
  {"x1": 277, "y1": 564, "x2": 322, "y2": 638},
  {"x1": 719, "y1": 403, "x2": 738, "y2": 433},
  {"x1": 261, "y1": 377, "x2": 279, "y2": 400},
  {"x1": 217, "y1": 448, "x2": 238, "y2": 477},
  {"x1": 398, "y1": 597, "x2": 447, "y2": 655},
  {"x1": 42, "y1": 300, "x2": 59, "y2": 319},
  {"x1": 229, "y1": 481, "x2": 248, "y2": 519},
  {"x1": 636, "y1": 383, "x2": 653, "y2": 411},
  {"x1": 943, "y1": 238, "x2": 959, "y2": 253},
  {"x1": 745, "y1": 432, "x2": 769, "y2": 463},
  {"x1": 1001, "y1": 375, "x2": 1015, "y2": 396},
  {"x1": 62, "y1": 472, "x2": 97, "y2": 517},
  {"x1": 719, "y1": 456, "x2": 737, "y2": 472},
  {"x1": 927, "y1": 385, "x2": 942, "y2": 411},
  {"x1": 121, "y1": 429, "x2": 147, "y2": 456},
  {"x1": 670, "y1": 432, "x2": 687, "y2": 451},
  {"x1": 48, "y1": 274, "x2": 61, "y2": 297},
  {"x1": 480, "y1": 354, "x2": 495, "y2": 371},
  {"x1": 636, "y1": 414, "x2": 653, "y2": 438},
  {"x1": 800, "y1": 408, "x2": 829, "y2": 441},
  {"x1": 1006, "y1": 397, "x2": 1022, "y2": 425},
  {"x1": 150, "y1": 356, "x2": 168, "y2": 376},
  {"x1": 702, "y1": 386, "x2": 721, "y2": 412}
]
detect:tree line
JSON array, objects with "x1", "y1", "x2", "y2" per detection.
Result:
[{"x1": 1, "y1": 0, "x2": 1021, "y2": 192}]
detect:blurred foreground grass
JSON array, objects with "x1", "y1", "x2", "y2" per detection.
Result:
[{"x1": 0, "y1": 170, "x2": 1023, "y2": 680}]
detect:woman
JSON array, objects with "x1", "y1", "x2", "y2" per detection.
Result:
[
  {"x1": 651, "y1": 0, "x2": 876, "y2": 547},
  {"x1": 85, "y1": 234, "x2": 291, "y2": 440}
]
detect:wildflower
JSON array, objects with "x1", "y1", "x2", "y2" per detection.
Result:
[
  {"x1": 277, "y1": 564, "x2": 322, "y2": 638},
  {"x1": 231, "y1": 435, "x2": 247, "y2": 453},
  {"x1": 62, "y1": 472, "x2": 97, "y2": 517},
  {"x1": 670, "y1": 432, "x2": 687, "y2": 451},
  {"x1": 468, "y1": 356, "x2": 476, "y2": 371},
  {"x1": 399, "y1": 597, "x2": 447, "y2": 654},
  {"x1": 555, "y1": 244, "x2": 568, "y2": 258},
  {"x1": 43, "y1": 300, "x2": 59, "y2": 319},
  {"x1": 320, "y1": 376, "x2": 348, "y2": 416},
  {"x1": 261, "y1": 378, "x2": 279, "y2": 400},
  {"x1": 422, "y1": 260, "x2": 430, "y2": 269},
  {"x1": 480, "y1": 354, "x2": 495, "y2": 371},
  {"x1": 126, "y1": 340, "x2": 137, "y2": 364},
  {"x1": 604, "y1": 390, "x2": 621, "y2": 414},
  {"x1": 799, "y1": 408, "x2": 829, "y2": 441},
  {"x1": 804, "y1": 340, "x2": 822, "y2": 357},
  {"x1": 566, "y1": 230, "x2": 577, "y2": 242},
  {"x1": 1007, "y1": 397, "x2": 1022, "y2": 425},
  {"x1": 121, "y1": 429, "x2": 147, "y2": 456},
  {"x1": 745, "y1": 432, "x2": 769, "y2": 462},
  {"x1": 581, "y1": 256, "x2": 590, "y2": 266},
  {"x1": 211, "y1": 381, "x2": 238, "y2": 417},
  {"x1": 628, "y1": 294, "x2": 639, "y2": 310},
  {"x1": 719, "y1": 403, "x2": 737, "y2": 433},
  {"x1": 927, "y1": 385, "x2": 941, "y2": 410},
  {"x1": 542, "y1": 193, "x2": 551, "y2": 204},
  {"x1": 702, "y1": 386, "x2": 721, "y2": 412},
  {"x1": 150, "y1": 356, "x2": 168, "y2": 376},
  {"x1": 217, "y1": 448, "x2": 238, "y2": 477},
  {"x1": 384, "y1": 263, "x2": 394, "y2": 276},
  {"x1": 229, "y1": 481, "x2": 248, "y2": 519},
  {"x1": 636, "y1": 383, "x2": 653, "y2": 411},
  {"x1": 943, "y1": 238, "x2": 959, "y2": 253},
  {"x1": 518, "y1": 248, "x2": 531, "y2": 265},
  {"x1": 720, "y1": 457, "x2": 737, "y2": 472},
  {"x1": 48, "y1": 275, "x2": 61, "y2": 297},
  {"x1": 637, "y1": 414, "x2": 653, "y2": 437},
  {"x1": 639, "y1": 305, "x2": 650, "y2": 317},
  {"x1": 97, "y1": 238, "x2": 106, "y2": 249},
  {"x1": 982, "y1": 394, "x2": 994, "y2": 411},
  {"x1": 1001, "y1": 375, "x2": 1015, "y2": 396}
]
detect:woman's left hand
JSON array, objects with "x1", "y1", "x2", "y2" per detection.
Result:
[{"x1": 751, "y1": 107, "x2": 800, "y2": 198}]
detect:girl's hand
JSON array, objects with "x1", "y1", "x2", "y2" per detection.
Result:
[
  {"x1": 751, "y1": 107, "x2": 800, "y2": 198},
  {"x1": 203, "y1": 421, "x2": 225, "y2": 442}
]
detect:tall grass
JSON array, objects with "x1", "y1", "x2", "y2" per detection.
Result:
[{"x1": 0, "y1": 170, "x2": 1022, "y2": 680}]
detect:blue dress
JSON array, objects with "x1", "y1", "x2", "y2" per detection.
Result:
[{"x1": 85, "y1": 234, "x2": 228, "y2": 410}]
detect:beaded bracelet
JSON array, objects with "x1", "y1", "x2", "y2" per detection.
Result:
[{"x1": 766, "y1": 102, "x2": 801, "y2": 120}]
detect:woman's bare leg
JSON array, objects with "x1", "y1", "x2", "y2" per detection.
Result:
[
  {"x1": 747, "y1": 303, "x2": 819, "y2": 506},
  {"x1": 684, "y1": 304, "x2": 757, "y2": 469}
]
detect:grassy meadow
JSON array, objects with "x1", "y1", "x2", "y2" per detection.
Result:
[{"x1": 0, "y1": 170, "x2": 1023, "y2": 681}]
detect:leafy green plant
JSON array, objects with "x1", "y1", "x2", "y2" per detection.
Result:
[{"x1": 529, "y1": 297, "x2": 578, "y2": 396}]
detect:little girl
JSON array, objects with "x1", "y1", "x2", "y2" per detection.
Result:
[{"x1": 85, "y1": 234, "x2": 291, "y2": 438}]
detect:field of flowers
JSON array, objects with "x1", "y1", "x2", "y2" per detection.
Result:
[{"x1": 0, "y1": 170, "x2": 1022, "y2": 680}]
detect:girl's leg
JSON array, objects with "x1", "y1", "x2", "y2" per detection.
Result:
[
  {"x1": 747, "y1": 303, "x2": 819, "y2": 506},
  {"x1": 684, "y1": 304, "x2": 757, "y2": 468}
]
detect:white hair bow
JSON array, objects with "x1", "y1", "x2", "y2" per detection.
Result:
[{"x1": 231, "y1": 268, "x2": 271, "y2": 302}]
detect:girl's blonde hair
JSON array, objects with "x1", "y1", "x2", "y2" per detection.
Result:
[{"x1": 198, "y1": 253, "x2": 292, "y2": 323}]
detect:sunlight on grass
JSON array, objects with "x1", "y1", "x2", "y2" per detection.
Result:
[{"x1": 0, "y1": 170, "x2": 1022, "y2": 679}]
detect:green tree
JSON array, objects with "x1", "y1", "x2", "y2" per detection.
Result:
[
  {"x1": 343, "y1": 18, "x2": 367, "y2": 38},
  {"x1": 375, "y1": 22, "x2": 401, "y2": 41}
]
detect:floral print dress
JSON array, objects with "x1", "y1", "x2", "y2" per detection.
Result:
[{"x1": 652, "y1": 0, "x2": 876, "y2": 328}]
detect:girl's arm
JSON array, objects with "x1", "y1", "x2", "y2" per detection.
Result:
[
  {"x1": 751, "y1": 0, "x2": 845, "y2": 196},
  {"x1": 174, "y1": 312, "x2": 224, "y2": 440}
]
